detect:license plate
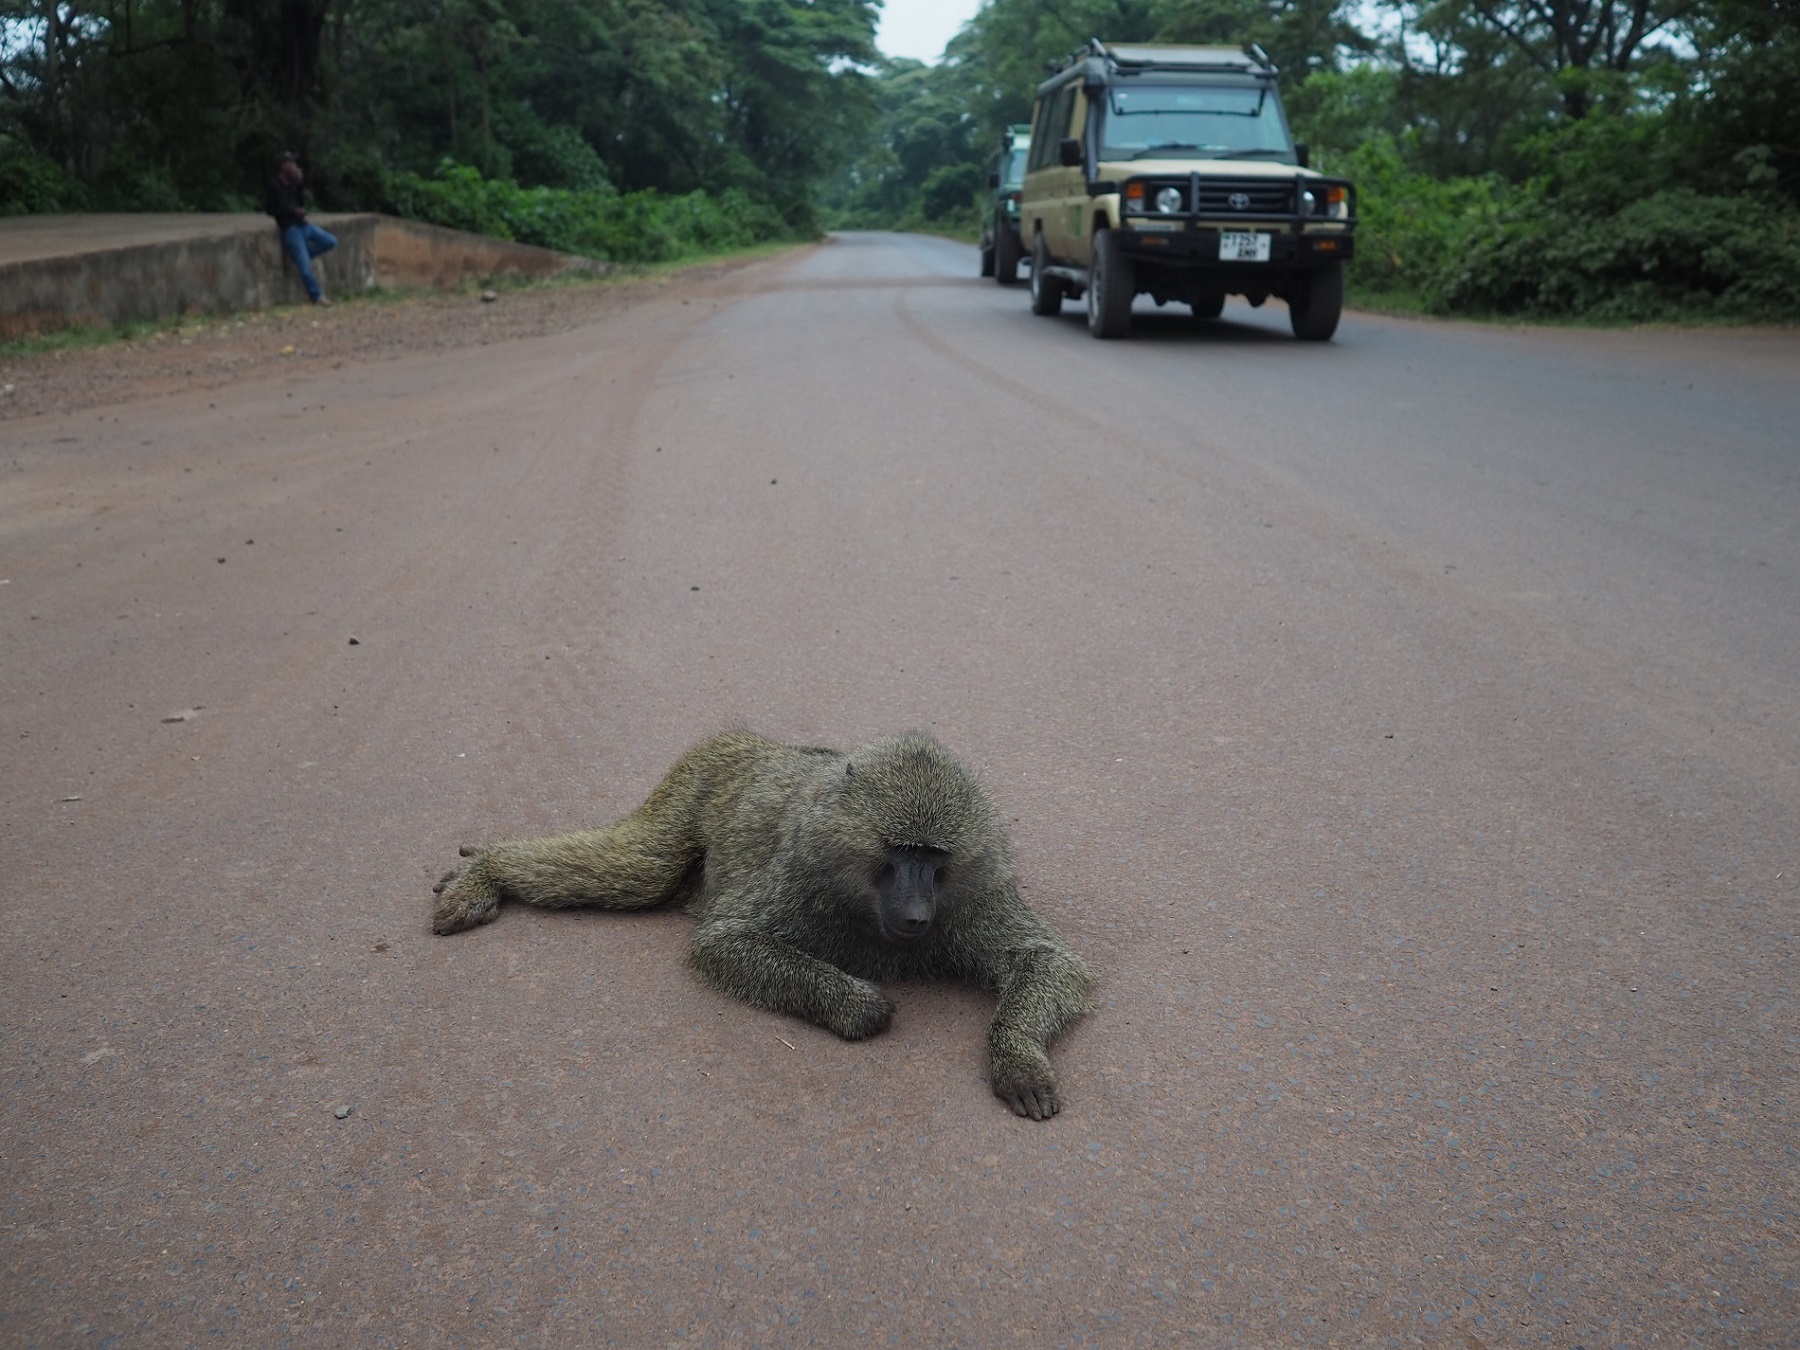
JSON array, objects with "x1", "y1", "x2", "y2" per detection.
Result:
[{"x1": 1219, "y1": 231, "x2": 1271, "y2": 262}]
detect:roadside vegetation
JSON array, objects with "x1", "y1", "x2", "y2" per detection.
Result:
[{"x1": 3, "y1": 0, "x2": 1794, "y2": 321}]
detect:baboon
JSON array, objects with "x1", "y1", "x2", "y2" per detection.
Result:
[{"x1": 431, "y1": 730, "x2": 1095, "y2": 1119}]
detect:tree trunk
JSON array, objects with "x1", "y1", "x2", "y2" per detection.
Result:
[{"x1": 278, "y1": 0, "x2": 330, "y2": 115}]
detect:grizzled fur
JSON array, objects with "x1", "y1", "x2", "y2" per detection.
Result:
[{"x1": 431, "y1": 730, "x2": 1095, "y2": 1119}]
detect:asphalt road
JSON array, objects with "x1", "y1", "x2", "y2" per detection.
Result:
[{"x1": 4, "y1": 232, "x2": 1797, "y2": 1347}]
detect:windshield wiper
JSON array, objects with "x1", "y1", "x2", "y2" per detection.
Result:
[
  {"x1": 1213, "y1": 148, "x2": 1290, "y2": 160},
  {"x1": 1128, "y1": 143, "x2": 1208, "y2": 159}
]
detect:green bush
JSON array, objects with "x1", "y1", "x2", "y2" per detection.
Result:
[
  {"x1": 1329, "y1": 135, "x2": 1800, "y2": 322},
  {"x1": 382, "y1": 160, "x2": 796, "y2": 264},
  {"x1": 1328, "y1": 138, "x2": 1511, "y2": 308},
  {"x1": 1443, "y1": 189, "x2": 1800, "y2": 321},
  {"x1": 0, "y1": 149, "x2": 90, "y2": 215}
]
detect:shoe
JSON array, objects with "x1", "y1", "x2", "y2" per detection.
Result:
[{"x1": 312, "y1": 296, "x2": 332, "y2": 307}]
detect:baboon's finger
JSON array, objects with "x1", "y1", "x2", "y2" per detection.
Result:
[
  {"x1": 998, "y1": 1077, "x2": 1060, "y2": 1120},
  {"x1": 458, "y1": 844, "x2": 479, "y2": 857},
  {"x1": 432, "y1": 869, "x2": 459, "y2": 894}
]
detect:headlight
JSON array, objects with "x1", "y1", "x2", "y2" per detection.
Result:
[
  {"x1": 1303, "y1": 185, "x2": 1349, "y2": 218},
  {"x1": 1155, "y1": 186, "x2": 1183, "y2": 214}
]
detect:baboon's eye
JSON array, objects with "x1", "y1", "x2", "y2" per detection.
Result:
[
  {"x1": 934, "y1": 867, "x2": 948, "y2": 888},
  {"x1": 876, "y1": 863, "x2": 896, "y2": 888}
]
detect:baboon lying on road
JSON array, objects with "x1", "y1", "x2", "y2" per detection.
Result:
[{"x1": 431, "y1": 730, "x2": 1095, "y2": 1119}]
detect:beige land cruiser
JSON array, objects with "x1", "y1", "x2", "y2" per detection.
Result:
[{"x1": 1019, "y1": 41, "x2": 1355, "y2": 339}]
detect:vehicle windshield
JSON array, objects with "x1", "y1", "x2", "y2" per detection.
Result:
[
  {"x1": 1100, "y1": 84, "x2": 1293, "y2": 161},
  {"x1": 1000, "y1": 146, "x2": 1029, "y2": 189}
]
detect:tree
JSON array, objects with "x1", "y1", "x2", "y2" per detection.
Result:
[
  {"x1": 1385, "y1": 0, "x2": 1700, "y2": 120},
  {"x1": 0, "y1": 0, "x2": 879, "y2": 219},
  {"x1": 1675, "y1": 0, "x2": 1800, "y2": 201}
]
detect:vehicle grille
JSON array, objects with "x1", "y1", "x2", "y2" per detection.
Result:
[{"x1": 1194, "y1": 179, "x2": 1294, "y2": 214}]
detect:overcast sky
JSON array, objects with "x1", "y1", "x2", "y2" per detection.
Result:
[
  {"x1": 875, "y1": 3, "x2": 1418, "y2": 67},
  {"x1": 875, "y1": 0, "x2": 984, "y2": 63}
]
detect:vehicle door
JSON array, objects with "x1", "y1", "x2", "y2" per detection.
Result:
[
  {"x1": 1022, "y1": 82, "x2": 1081, "y2": 263},
  {"x1": 1060, "y1": 89, "x2": 1096, "y2": 264},
  {"x1": 1043, "y1": 88, "x2": 1091, "y2": 262}
]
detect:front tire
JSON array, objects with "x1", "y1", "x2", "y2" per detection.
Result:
[
  {"x1": 995, "y1": 224, "x2": 1022, "y2": 285},
  {"x1": 1288, "y1": 260, "x2": 1344, "y2": 341},
  {"x1": 980, "y1": 243, "x2": 995, "y2": 278},
  {"x1": 1029, "y1": 234, "x2": 1064, "y2": 316},
  {"x1": 1087, "y1": 229, "x2": 1134, "y2": 338}
]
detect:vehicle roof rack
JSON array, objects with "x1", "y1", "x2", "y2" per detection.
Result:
[{"x1": 1051, "y1": 39, "x2": 1277, "y2": 77}]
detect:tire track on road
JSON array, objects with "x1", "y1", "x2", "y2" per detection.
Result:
[{"x1": 454, "y1": 252, "x2": 806, "y2": 838}]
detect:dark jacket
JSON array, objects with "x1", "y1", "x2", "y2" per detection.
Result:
[{"x1": 265, "y1": 175, "x2": 307, "y2": 229}]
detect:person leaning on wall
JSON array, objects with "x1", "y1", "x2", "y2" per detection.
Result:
[{"x1": 264, "y1": 151, "x2": 337, "y2": 306}]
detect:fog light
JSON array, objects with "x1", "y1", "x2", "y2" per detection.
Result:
[{"x1": 1155, "y1": 186, "x2": 1183, "y2": 214}]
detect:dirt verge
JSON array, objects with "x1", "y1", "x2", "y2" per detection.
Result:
[{"x1": 0, "y1": 249, "x2": 799, "y2": 423}]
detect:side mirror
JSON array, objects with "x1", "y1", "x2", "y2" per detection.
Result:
[
  {"x1": 988, "y1": 171, "x2": 999, "y2": 188},
  {"x1": 1294, "y1": 141, "x2": 1311, "y2": 168},
  {"x1": 1058, "y1": 137, "x2": 1083, "y2": 168}
]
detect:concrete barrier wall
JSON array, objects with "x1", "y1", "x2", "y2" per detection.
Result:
[{"x1": 0, "y1": 213, "x2": 604, "y2": 340}]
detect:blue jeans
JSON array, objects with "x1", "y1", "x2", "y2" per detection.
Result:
[{"x1": 280, "y1": 222, "x2": 337, "y2": 301}]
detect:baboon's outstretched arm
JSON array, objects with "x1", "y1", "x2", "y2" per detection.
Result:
[
  {"x1": 431, "y1": 825, "x2": 700, "y2": 935},
  {"x1": 984, "y1": 944, "x2": 1094, "y2": 1119},
  {"x1": 687, "y1": 918, "x2": 896, "y2": 1041},
  {"x1": 951, "y1": 902, "x2": 1096, "y2": 1120}
]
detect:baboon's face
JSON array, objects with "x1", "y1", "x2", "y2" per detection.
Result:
[{"x1": 873, "y1": 846, "x2": 950, "y2": 944}]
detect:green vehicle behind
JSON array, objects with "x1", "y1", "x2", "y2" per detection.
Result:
[{"x1": 978, "y1": 125, "x2": 1032, "y2": 285}]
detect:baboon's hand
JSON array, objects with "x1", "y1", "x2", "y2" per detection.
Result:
[
  {"x1": 991, "y1": 1055, "x2": 1062, "y2": 1121},
  {"x1": 430, "y1": 853, "x2": 501, "y2": 935},
  {"x1": 825, "y1": 981, "x2": 896, "y2": 1041}
]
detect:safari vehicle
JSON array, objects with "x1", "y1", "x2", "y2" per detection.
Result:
[
  {"x1": 1018, "y1": 41, "x2": 1356, "y2": 339},
  {"x1": 979, "y1": 125, "x2": 1032, "y2": 284}
]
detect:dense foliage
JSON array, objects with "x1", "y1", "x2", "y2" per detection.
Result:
[
  {"x1": 384, "y1": 161, "x2": 790, "y2": 262},
  {"x1": 825, "y1": 0, "x2": 1800, "y2": 321},
  {"x1": 0, "y1": 0, "x2": 878, "y2": 260}
]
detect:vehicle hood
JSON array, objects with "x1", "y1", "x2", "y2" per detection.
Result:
[{"x1": 1098, "y1": 157, "x2": 1318, "y2": 179}]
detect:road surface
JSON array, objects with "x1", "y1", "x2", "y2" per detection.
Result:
[{"x1": 4, "y1": 233, "x2": 1797, "y2": 1346}]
